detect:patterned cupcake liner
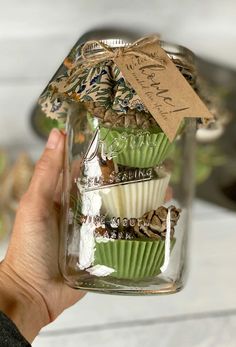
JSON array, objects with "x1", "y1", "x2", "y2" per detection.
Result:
[
  {"x1": 100, "y1": 127, "x2": 172, "y2": 168},
  {"x1": 99, "y1": 173, "x2": 170, "y2": 219},
  {"x1": 94, "y1": 238, "x2": 175, "y2": 280}
]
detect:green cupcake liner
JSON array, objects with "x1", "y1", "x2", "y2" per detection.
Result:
[
  {"x1": 94, "y1": 238, "x2": 175, "y2": 280},
  {"x1": 100, "y1": 127, "x2": 172, "y2": 168}
]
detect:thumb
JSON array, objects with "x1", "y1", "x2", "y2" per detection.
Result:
[{"x1": 28, "y1": 129, "x2": 65, "y2": 203}]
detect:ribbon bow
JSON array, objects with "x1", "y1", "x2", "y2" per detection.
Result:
[{"x1": 77, "y1": 34, "x2": 165, "y2": 70}]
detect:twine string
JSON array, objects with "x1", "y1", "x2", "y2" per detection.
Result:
[{"x1": 76, "y1": 34, "x2": 166, "y2": 71}]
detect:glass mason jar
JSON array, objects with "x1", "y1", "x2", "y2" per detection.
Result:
[{"x1": 58, "y1": 38, "x2": 197, "y2": 295}]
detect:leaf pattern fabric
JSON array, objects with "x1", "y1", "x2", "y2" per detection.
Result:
[{"x1": 38, "y1": 59, "x2": 147, "y2": 121}]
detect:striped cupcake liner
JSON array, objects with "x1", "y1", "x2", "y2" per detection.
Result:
[
  {"x1": 100, "y1": 127, "x2": 172, "y2": 168},
  {"x1": 94, "y1": 238, "x2": 175, "y2": 280},
  {"x1": 99, "y1": 173, "x2": 170, "y2": 219}
]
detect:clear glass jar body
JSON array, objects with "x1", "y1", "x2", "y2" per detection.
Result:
[
  {"x1": 58, "y1": 39, "x2": 196, "y2": 295},
  {"x1": 59, "y1": 107, "x2": 195, "y2": 295}
]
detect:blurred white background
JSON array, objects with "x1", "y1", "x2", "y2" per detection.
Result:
[{"x1": 0, "y1": 1, "x2": 236, "y2": 346}]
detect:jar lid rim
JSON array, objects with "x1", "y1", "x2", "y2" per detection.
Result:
[{"x1": 76, "y1": 38, "x2": 195, "y2": 68}]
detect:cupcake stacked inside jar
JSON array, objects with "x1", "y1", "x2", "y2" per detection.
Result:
[{"x1": 76, "y1": 78, "x2": 182, "y2": 280}]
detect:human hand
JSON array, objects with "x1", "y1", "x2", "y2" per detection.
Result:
[{"x1": 0, "y1": 129, "x2": 85, "y2": 342}]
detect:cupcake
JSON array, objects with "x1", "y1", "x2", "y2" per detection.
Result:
[
  {"x1": 99, "y1": 169, "x2": 170, "y2": 219},
  {"x1": 94, "y1": 205, "x2": 181, "y2": 280},
  {"x1": 85, "y1": 102, "x2": 173, "y2": 168},
  {"x1": 100, "y1": 126, "x2": 172, "y2": 168}
]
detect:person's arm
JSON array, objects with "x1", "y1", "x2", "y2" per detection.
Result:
[
  {"x1": 0, "y1": 129, "x2": 85, "y2": 343},
  {"x1": 0, "y1": 267, "x2": 48, "y2": 343}
]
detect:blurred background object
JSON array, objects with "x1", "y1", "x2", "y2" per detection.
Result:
[
  {"x1": 0, "y1": 151, "x2": 34, "y2": 242},
  {"x1": 1, "y1": 1, "x2": 236, "y2": 346},
  {"x1": 195, "y1": 59, "x2": 236, "y2": 211}
]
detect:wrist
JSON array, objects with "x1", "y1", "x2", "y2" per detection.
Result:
[{"x1": 0, "y1": 262, "x2": 50, "y2": 343}]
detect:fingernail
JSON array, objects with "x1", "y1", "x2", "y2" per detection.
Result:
[{"x1": 46, "y1": 128, "x2": 61, "y2": 149}]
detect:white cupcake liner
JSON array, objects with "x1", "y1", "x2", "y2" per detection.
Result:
[{"x1": 99, "y1": 172, "x2": 170, "y2": 219}]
